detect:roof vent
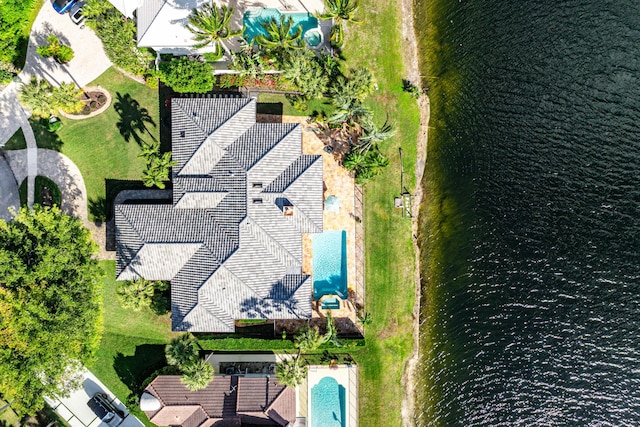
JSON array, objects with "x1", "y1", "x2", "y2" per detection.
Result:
[
  {"x1": 179, "y1": 130, "x2": 185, "y2": 138},
  {"x1": 252, "y1": 182, "x2": 263, "y2": 188},
  {"x1": 253, "y1": 198, "x2": 263, "y2": 204}
]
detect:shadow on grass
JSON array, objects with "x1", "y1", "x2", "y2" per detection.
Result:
[
  {"x1": 29, "y1": 117, "x2": 63, "y2": 151},
  {"x1": 113, "y1": 344, "x2": 166, "y2": 397},
  {"x1": 88, "y1": 196, "x2": 107, "y2": 222},
  {"x1": 114, "y1": 92, "x2": 156, "y2": 147},
  {"x1": 256, "y1": 102, "x2": 283, "y2": 116}
]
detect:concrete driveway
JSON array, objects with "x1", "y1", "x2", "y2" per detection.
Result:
[
  {"x1": 20, "y1": 1, "x2": 111, "y2": 87},
  {"x1": 45, "y1": 369, "x2": 144, "y2": 427}
]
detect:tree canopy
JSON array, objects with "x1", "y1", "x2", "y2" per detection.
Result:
[
  {"x1": 0, "y1": 207, "x2": 104, "y2": 414},
  {"x1": 158, "y1": 56, "x2": 215, "y2": 94}
]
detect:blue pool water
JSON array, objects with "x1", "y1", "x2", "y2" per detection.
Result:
[
  {"x1": 243, "y1": 8, "x2": 319, "y2": 45},
  {"x1": 311, "y1": 377, "x2": 346, "y2": 427},
  {"x1": 312, "y1": 230, "x2": 347, "y2": 300}
]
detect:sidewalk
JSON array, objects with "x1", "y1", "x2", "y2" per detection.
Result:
[{"x1": 45, "y1": 369, "x2": 144, "y2": 427}]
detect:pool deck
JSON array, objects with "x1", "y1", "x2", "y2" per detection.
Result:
[
  {"x1": 276, "y1": 116, "x2": 361, "y2": 325},
  {"x1": 301, "y1": 365, "x2": 359, "y2": 427}
]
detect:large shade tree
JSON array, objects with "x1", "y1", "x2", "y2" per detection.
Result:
[
  {"x1": 0, "y1": 207, "x2": 104, "y2": 415},
  {"x1": 187, "y1": 2, "x2": 241, "y2": 57}
]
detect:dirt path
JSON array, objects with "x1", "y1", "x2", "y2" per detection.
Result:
[{"x1": 399, "y1": 0, "x2": 431, "y2": 423}]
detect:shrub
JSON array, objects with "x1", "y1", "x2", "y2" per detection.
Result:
[
  {"x1": 0, "y1": 69, "x2": 14, "y2": 84},
  {"x1": 158, "y1": 56, "x2": 214, "y2": 93},
  {"x1": 85, "y1": 3, "x2": 153, "y2": 76},
  {"x1": 36, "y1": 35, "x2": 75, "y2": 64},
  {"x1": 0, "y1": 0, "x2": 40, "y2": 66}
]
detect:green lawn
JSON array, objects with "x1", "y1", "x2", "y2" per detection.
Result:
[
  {"x1": 340, "y1": 3, "x2": 421, "y2": 426},
  {"x1": 3, "y1": 129, "x2": 27, "y2": 150},
  {"x1": 31, "y1": 67, "x2": 157, "y2": 220},
  {"x1": 257, "y1": 93, "x2": 336, "y2": 117},
  {"x1": 90, "y1": 261, "x2": 172, "y2": 427}
]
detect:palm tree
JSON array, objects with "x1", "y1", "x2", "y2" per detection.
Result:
[
  {"x1": 283, "y1": 50, "x2": 329, "y2": 99},
  {"x1": 355, "y1": 117, "x2": 395, "y2": 154},
  {"x1": 322, "y1": 310, "x2": 342, "y2": 347},
  {"x1": 180, "y1": 360, "x2": 214, "y2": 391},
  {"x1": 52, "y1": 82, "x2": 84, "y2": 114},
  {"x1": 317, "y1": 0, "x2": 361, "y2": 46},
  {"x1": 165, "y1": 334, "x2": 199, "y2": 368},
  {"x1": 254, "y1": 16, "x2": 303, "y2": 53},
  {"x1": 138, "y1": 140, "x2": 160, "y2": 162},
  {"x1": 327, "y1": 102, "x2": 372, "y2": 127},
  {"x1": 294, "y1": 326, "x2": 324, "y2": 352},
  {"x1": 276, "y1": 356, "x2": 307, "y2": 388},
  {"x1": 19, "y1": 77, "x2": 55, "y2": 117},
  {"x1": 116, "y1": 278, "x2": 155, "y2": 311},
  {"x1": 187, "y1": 2, "x2": 241, "y2": 57}
]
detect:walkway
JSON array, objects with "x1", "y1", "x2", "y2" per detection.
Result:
[{"x1": 0, "y1": 0, "x2": 112, "y2": 218}]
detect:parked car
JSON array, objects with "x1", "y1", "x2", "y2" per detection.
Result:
[
  {"x1": 87, "y1": 393, "x2": 124, "y2": 427},
  {"x1": 69, "y1": 1, "x2": 86, "y2": 25},
  {"x1": 51, "y1": 0, "x2": 76, "y2": 14}
]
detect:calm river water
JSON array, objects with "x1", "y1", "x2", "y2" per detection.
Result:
[{"x1": 416, "y1": 1, "x2": 640, "y2": 425}]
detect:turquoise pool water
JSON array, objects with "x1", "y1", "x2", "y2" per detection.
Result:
[
  {"x1": 243, "y1": 8, "x2": 319, "y2": 45},
  {"x1": 312, "y1": 230, "x2": 347, "y2": 300},
  {"x1": 311, "y1": 377, "x2": 346, "y2": 427}
]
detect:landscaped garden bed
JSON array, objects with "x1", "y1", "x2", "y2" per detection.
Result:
[{"x1": 60, "y1": 86, "x2": 112, "y2": 119}]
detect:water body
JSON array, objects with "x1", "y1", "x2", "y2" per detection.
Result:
[{"x1": 415, "y1": 1, "x2": 640, "y2": 425}]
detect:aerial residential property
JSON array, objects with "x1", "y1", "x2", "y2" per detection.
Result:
[
  {"x1": 115, "y1": 97, "x2": 325, "y2": 332},
  {"x1": 0, "y1": 0, "x2": 418, "y2": 425}
]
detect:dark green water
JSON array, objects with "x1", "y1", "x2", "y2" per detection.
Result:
[{"x1": 416, "y1": 0, "x2": 640, "y2": 425}]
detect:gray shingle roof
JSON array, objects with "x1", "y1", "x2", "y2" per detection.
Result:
[{"x1": 115, "y1": 98, "x2": 323, "y2": 332}]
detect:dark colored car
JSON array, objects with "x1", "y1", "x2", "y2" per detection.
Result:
[
  {"x1": 51, "y1": 0, "x2": 76, "y2": 14},
  {"x1": 87, "y1": 393, "x2": 124, "y2": 426},
  {"x1": 69, "y1": 1, "x2": 85, "y2": 25}
]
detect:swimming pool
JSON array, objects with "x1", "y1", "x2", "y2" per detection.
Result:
[
  {"x1": 243, "y1": 8, "x2": 320, "y2": 46},
  {"x1": 311, "y1": 376, "x2": 346, "y2": 427},
  {"x1": 312, "y1": 230, "x2": 348, "y2": 300}
]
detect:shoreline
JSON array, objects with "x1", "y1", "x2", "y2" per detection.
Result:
[{"x1": 398, "y1": 0, "x2": 430, "y2": 422}]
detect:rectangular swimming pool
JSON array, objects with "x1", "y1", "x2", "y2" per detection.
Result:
[
  {"x1": 243, "y1": 8, "x2": 321, "y2": 46},
  {"x1": 312, "y1": 230, "x2": 348, "y2": 300}
]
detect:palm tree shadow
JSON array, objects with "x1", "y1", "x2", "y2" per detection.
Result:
[{"x1": 114, "y1": 92, "x2": 157, "y2": 147}]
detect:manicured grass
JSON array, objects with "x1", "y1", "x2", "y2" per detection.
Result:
[
  {"x1": 339, "y1": 3, "x2": 421, "y2": 426},
  {"x1": 90, "y1": 261, "x2": 172, "y2": 427},
  {"x1": 32, "y1": 67, "x2": 157, "y2": 220},
  {"x1": 3, "y1": 129, "x2": 27, "y2": 150},
  {"x1": 18, "y1": 178, "x2": 27, "y2": 207},
  {"x1": 257, "y1": 93, "x2": 336, "y2": 117}
]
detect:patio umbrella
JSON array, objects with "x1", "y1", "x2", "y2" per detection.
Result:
[{"x1": 324, "y1": 195, "x2": 341, "y2": 212}]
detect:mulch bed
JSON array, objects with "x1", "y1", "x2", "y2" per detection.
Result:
[{"x1": 77, "y1": 91, "x2": 108, "y2": 115}]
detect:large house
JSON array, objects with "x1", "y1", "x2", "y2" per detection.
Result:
[
  {"x1": 115, "y1": 97, "x2": 323, "y2": 332},
  {"x1": 141, "y1": 375, "x2": 296, "y2": 426}
]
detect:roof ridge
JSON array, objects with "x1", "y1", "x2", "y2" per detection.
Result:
[
  {"x1": 241, "y1": 217, "x2": 299, "y2": 268},
  {"x1": 245, "y1": 123, "x2": 299, "y2": 171},
  {"x1": 137, "y1": 0, "x2": 169, "y2": 45},
  {"x1": 264, "y1": 154, "x2": 321, "y2": 193}
]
